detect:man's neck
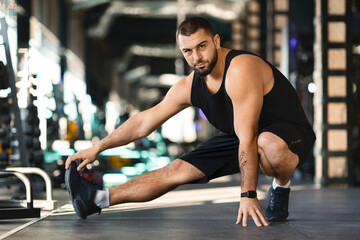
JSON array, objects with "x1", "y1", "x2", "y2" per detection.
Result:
[{"x1": 204, "y1": 48, "x2": 230, "y2": 82}]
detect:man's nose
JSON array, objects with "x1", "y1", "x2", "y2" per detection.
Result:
[{"x1": 193, "y1": 50, "x2": 202, "y2": 62}]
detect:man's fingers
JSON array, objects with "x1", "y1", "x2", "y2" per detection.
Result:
[
  {"x1": 242, "y1": 212, "x2": 249, "y2": 227},
  {"x1": 236, "y1": 210, "x2": 242, "y2": 224},
  {"x1": 65, "y1": 154, "x2": 77, "y2": 170},
  {"x1": 77, "y1": 160, "x2": 87, "y2": 171},
  {"x1": 256, "y1": 209, "x2": 270, "y2": 226},
  {"x1": 65, "y1": 153, "x2": 84, "y2": 171},
  {"x1": 251, "y1": 210, "x2": 262, "y2": 227}
]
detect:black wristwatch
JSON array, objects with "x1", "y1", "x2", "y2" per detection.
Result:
[{"x1": 241, "y1": 191, "x2": 257, "y2": 198}]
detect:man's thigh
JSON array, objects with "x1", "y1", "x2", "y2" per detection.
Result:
[
  {"x1": 180, "y1": 132, "x2": 240, "y2": 183},
  {"x1": 259, "y1": 122, "x2": 315, "y2": 167}
]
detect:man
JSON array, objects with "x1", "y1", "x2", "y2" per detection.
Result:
[{"x1": 65, "y1": 17, "x2": 315, "y2": 227}]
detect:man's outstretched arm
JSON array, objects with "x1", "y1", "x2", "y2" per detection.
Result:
[
  {"x1": 65, "y1": 75, "x2": 193, "y2": 171},
  {"x1": 226, "y1": 55, "x2": 270, "y2": 227}
]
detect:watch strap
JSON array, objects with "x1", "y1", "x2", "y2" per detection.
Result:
[{"x1": 241, "y1": 191, "x2": 257, "y2": 198}]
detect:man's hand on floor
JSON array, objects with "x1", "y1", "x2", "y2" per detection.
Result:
[{"x1": 236, "y1": 198, "x2": 270, "y2": 227}]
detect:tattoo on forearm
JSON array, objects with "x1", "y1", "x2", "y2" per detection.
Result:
[
  {"x1": 240, "y1": 160, "x2": 247, "y2": 168},
  {"x1": 239, "y1": 151, "x2": 247, "y2": 168},
  {"x1": 239, "y1": 151, "x2": 245, "y2": 162}
]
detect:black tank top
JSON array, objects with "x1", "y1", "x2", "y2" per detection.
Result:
[{"x1": 190, "y1": 49, "x2": 314, "y2": 136}]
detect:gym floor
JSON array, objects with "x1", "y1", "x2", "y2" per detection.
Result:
[{"x1": 1, "y1": 175, "x2": 360, "y2": 240}]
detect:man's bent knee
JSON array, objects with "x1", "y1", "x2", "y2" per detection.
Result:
[
  {"x1": 257, "y1": 132, "x2": 299, "y2": 177},
  {"x1": 163, "y1": 159, "x2": 205, "y2": 185},
  {"x1": 258, "y1": 132, "x2": 288, "y2": 156}
]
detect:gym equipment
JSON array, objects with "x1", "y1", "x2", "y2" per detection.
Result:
[
  {"x1": 0, "y1": 18, "x2": 28, "y2": 166},
  {"x1": 0, "y1": 61, "x2": 9, "y2": 90},
  {"x1": 0, "y1": 18, "x2": 57, "y2": 220},
  {"x1": 0, "y1": 170, "x2": 40, "y2": 219},
  {"x1": 1, "y1": 139, "x2": 10, "y2": 149},
  {"x1": 0, "y1": 167, "x2": 58, "y2": 210},
  {"x1": 0, "y1": 152, "x2": 9, "y2": 167}
]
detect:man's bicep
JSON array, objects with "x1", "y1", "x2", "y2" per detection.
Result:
[
  {"x1": 232, "y1": 92, "x2": 262, "y2": 141},
  {"x1": 227, "y1": 78, "x2": 263, "y2": 140}
]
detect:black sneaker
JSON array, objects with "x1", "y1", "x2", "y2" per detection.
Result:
[
  {"x1": 65, "y1": 162, "x2": 102, "y2": 219},
  {"x1": 265, "y1": 186, "x2": 290, "y2": 222}
]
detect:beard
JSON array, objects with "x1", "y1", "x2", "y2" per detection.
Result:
[{"x1": 192, "y1": 50, "x2": 218, "y2": 77}]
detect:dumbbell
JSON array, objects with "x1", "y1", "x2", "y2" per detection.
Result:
[
  {"x1": 0, "y1": 139, "x2": 10, "y2": 149},
  {"x1": 0, "y1": 61, "x2": 9, "y2": 90},
  {"x1": 30, "y1": 151, "x2": 43, "y2": 166},
  {"x1": 0, "y1": 115, "x2": 11, "y2": 125},
  {"x1": 24, "y1": 126, "x2": 33, "y2": 135},
  {"x1": 25, "y1": 114, "x2": 40, "y2": 125},
  {"x1": 0, "y1": 99, "x2": 10, "y2": 115},
  {"x1": 0, "y1": 128, "x2": 7, "y2": 138},
  {"x1": 33, "y1": 139, "x2": 41, "y2": 150},
  {"x1": 27, "y1": 102, "x2": 38, "y2": 114},
  {"x1": 0, "y1": 97, "x2": 10, "y2": 106},
  {"x1": 0, "y1": 151, "x2": 9, "y2": 166},
  {"x1": 24, "y1": 127, "x2": 41, "y2": 137},
  {"x1": 25, "y1": 137, "x2": 41, "y2": 150},
  {"x1": 33, "y1": 128, "x2": 41, "y2": 137},
  {"x1": 25, "y1": 136, "x2": 33, "y2": 148}
]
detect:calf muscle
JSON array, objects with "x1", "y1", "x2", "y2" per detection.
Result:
[{"x1": 109, "y1": 159, "x2": 205, "y2": 205}]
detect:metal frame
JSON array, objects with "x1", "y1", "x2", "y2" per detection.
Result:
[
  {"x1": 1, "y1": 167, "x2": 59, "y2": 210},
  {"x1": 319, "y1": 0, "x2": 353, "y2": 185},
  {"x1": 0, "y1": 170, "x2": 40, "y2": 219}
]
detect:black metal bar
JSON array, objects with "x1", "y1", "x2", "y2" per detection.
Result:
[
  {"x1": 0, "y1": 208, "x2": 40, "y2": 220},
  {"x1": 323, "y1": 124, "x2": 350, "y2": 129},
  {"x1": 345, "y1": 0, "x2": 354, "y2": 185},
  {"x1": 327, "y1": 43, "x2": 348, "y2": 48},
  {"x1": 321, "y1": 0, "x2": 329, "y2": 185},
  {"x1": 324, "y1": 97, "x2": 347, "y2": 102},
  {"x1": 325, "y1": 70, "x2": 347, "y2": 75},
  {"x1": 325, "y1": 151, "x2": 349, "y2": 157},
  {"x1": 327, "y1": 16, "x2": 348, "y2": 21},
  {"x1": 273, "y1": 11, "x2": 289, "y2": 15}
]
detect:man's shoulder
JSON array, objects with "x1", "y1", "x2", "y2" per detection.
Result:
[
  {"x1": 228, "y1": 53, "x2": 269, "y2": 76},
  {"x1": 232, "y1": 53, "x2": 263, "y2": 65},
  {"x1": 170, "y1": 71, "x2": 194, "y2": 94},
  {"x1": 179, "y1": 71, "x2": 195, "y2": 87}
]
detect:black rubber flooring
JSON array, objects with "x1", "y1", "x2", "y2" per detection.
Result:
[{"x1": 1, "y1": 177, "x2": 360, "y2": 240}]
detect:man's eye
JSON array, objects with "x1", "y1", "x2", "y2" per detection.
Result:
[{"x1": 200, "y1": 45, "x2": 205, "y2": 48}]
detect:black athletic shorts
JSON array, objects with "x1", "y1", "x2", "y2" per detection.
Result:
[{"x1": 180, "y1": 122, "x2": 316, "y2": 183}]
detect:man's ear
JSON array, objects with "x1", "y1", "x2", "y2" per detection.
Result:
[{"x1": 214, "y1": 34, "x2": 221, "y2": 49}]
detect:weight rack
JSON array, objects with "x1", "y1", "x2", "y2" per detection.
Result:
[{"x1": 0, "y1": 18, "x2": 57, "y2": 219}]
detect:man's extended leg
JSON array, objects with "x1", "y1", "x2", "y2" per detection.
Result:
[
  {"x1": 66, "y1": 159, "x2": 205, "y2": 219},
  {"x1": 109, "y1": 159, "x2": 205, "y2": 205},
  {"x1": 257, "y1": 131, "x2": 299, "y2": 221}
]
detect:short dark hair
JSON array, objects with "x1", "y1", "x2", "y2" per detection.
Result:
[{"x1": 176, "y1": 17, "x2": 215, "y2": 41}]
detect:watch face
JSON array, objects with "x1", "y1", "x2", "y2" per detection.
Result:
[
  {"x1": 241, "y1": 191, "x2": 257, "y2": 198},
  {"x1": 248, "y1": 191, "x2": 257, "y2": 198}
]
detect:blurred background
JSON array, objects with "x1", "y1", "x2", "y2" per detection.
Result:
[{"x1": 0, "y1": 0, "x2": 359, "y2": 191}]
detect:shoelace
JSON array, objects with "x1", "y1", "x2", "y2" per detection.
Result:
[{"x1": 269, "y1": 190, "x2": 285, "y2": 211}]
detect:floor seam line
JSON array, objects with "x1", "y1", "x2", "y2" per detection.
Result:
[
  {"x1": 286, "y1": 222, "x2": 313, "y2": 239},
  {"x1": 0, "y1": 206, "x2": 64, "y2": 240}
]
